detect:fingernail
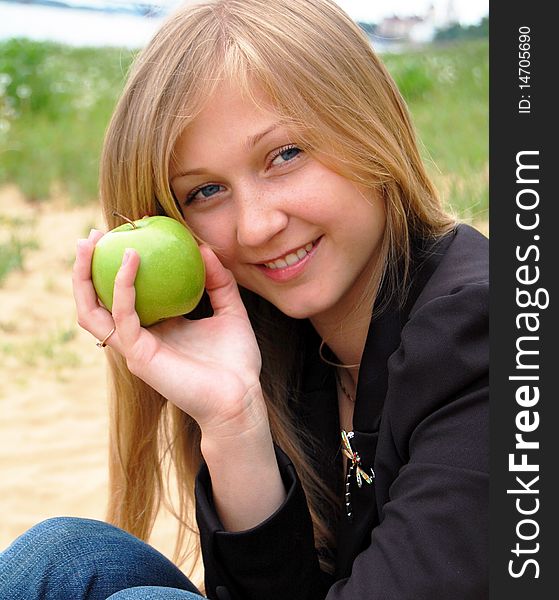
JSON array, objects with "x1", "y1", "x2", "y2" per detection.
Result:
[
  {"x1": 88, "y1": 228, "x2": 100, "y2": 240},
  {"x1": 121, "y1": 249, "x2": 131, "y2": 266}
]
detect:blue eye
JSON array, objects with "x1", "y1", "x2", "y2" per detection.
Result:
[
  {"x1": 199, "y1": 184, "x2": 221, "y2": 197},
  {"x1": 270, "y1": 144, "x2": 302, "y2": 167},
  {"x1": 185, "y1": 183, "x2": 223, "y2": 205}
]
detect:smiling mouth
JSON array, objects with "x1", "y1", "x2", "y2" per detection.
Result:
[{"x1": 261, "y1": 238, "x2": 321, "y2": 270}]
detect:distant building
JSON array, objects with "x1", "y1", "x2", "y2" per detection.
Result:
[{"x1": 371, "y1": 1, "x2": 459, "y2": 50}]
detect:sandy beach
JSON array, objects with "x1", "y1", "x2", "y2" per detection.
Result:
[{"x1": 0, "y1": 185, "x2": 201, "y2": 584}]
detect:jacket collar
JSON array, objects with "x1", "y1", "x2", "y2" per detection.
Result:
[
  {"x1": 354, "y1": 226, "x2": 457, "y2": 429},
  {"x1": 297, "y1": 227, "x2": 458, "y2": 576}
]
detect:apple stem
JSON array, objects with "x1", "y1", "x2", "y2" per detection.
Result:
[{"x1": 112, "y1": 211, "x2": 137, "y2": 229}]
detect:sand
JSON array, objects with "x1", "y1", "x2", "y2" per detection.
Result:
[{"x1": 0, "y1": 185, "x2": 201, "y2": 584}]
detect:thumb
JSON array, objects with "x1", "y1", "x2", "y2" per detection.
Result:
[{"x1": 200, "y1": 245, "x2": 247, "y2": 317}]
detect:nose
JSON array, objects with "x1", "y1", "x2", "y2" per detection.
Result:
[{"x1": 235, "y1": 183, "x2": 289, "y2": 249}]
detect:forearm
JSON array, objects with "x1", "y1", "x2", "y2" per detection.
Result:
[
  {"x1": 196, "y1": 446, "x2": 329, "y2": 600},
  {"x1": 200, "y1": 384, "x2": 286, "y2": 532}
]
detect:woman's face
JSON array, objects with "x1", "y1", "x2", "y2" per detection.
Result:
[{"x1": 170, "y1": 82, "x2": 386, "y2": 322}]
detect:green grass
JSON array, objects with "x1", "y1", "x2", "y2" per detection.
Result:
[
  {"x1": 384, "y1": 39, "x2": 489, "y2": 222},
  {"x1": 0, "y1": 215, "x2": 38, "y2": 285},
  {"x1": 0, "y1": 38, "x2": 135, "y2": 203},
  {"x1": 0, "y1": 37, "x2": 488, "y2": 221},
  {"x1": 0, "y1": 237, "x2": 30, "y2": 284},
  {"x1": 0, "y1": 323, "x2": 80, "y2": 369}
]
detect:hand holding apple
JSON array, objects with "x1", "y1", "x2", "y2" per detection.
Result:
[
  {"x1": 74, "y1": 220, "x2": 264, "y2": 437},
  {"x1": 91, "y1": 214, "x2": 205, "y2": 327},
  {"x1": 86, "y1": 231, "x2": 281, "y2": 534}
]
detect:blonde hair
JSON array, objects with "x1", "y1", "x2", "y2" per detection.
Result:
[{"x1": 100, "y1": 0, "x2": 455, "y2": 576}]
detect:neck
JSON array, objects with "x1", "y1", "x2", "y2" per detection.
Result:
[
  {"x1": 311, "y1": 304, "x2": 371, "y2": 387},
  {"x1": 310, "y1": 252, "x2": 382, "y2": 386}
]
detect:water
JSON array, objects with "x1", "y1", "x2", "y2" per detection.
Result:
[
  {"x1": 0, "y1": 1, "x2": 399, "y2": 54},
  {"x1": 0, "y1": 2, "x2": 168, "y2": 48}
]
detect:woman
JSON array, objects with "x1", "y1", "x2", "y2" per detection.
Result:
[{"x1": 0, "y1": 0, "x2": 488, "y2": 598}]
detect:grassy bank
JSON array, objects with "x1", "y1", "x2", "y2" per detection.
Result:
[
  {"x1": 0, "y1": 37, "x2": 488, "y2": 220},
  {"x1": 0, "y1": 39, "x2": 135, "y2": 203},
  {"x1": 383, "y1": 40, "x2": 488, "y2": 223}
]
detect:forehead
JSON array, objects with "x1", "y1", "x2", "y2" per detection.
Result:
[
  {"x1": 203, "y1": 79, "x2": 276, "y2": 121},
  {"x1": 173, "y1": 81, "x2": 290, "y2": 154}
]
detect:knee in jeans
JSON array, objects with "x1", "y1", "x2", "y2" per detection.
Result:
[
  {"x1": 2, "y1": 518, "x2": 199, "y2": 598},
  {"x1": 0, "y1": 517, "x2": 119, "y2": 596},
  {"x1": 20, "y1": 516, "x2": 116, "y2": 557}
]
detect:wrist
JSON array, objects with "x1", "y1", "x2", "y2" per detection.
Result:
[
  {"x1": 199, "y1": 384, "x2": 286, "y2": 532},
  {"x1": 199, "y1": 380, "x2": 271, "y2": 454}
]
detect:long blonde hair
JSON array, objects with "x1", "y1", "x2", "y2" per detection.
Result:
[{"x1": 100, "y1": 0, "x2": 454, "y2": 576}]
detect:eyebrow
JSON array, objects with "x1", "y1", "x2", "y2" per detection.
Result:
[
  {"x1": 244, "y1": 123, "x2": 281, "y2": 150},
  {"x1": 170, "y1": 122, "x2": 282, "y2": 182}
]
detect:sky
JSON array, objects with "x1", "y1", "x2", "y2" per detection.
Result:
[{"x1": 0, "y1": 1, "x2": 489, "y2": 48}]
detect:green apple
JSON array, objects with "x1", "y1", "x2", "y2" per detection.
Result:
[{"x1": 91, "y1": 215, "x2": 205, "y2": 327}]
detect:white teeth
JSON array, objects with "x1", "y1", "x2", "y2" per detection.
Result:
[{"x1": 264, "y1": 240, "x2": 315, "y2": 270}]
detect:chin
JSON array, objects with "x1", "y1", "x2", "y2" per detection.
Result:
[
  {"x1": 241, "y1": 279, "x2": 336, "y2": 320},
  {"x1": 276, "y1": 307, "x2": 314, "y2": 320},
  {"x1": 268, "y1": 297, "x2": 329, "y2": 321}
]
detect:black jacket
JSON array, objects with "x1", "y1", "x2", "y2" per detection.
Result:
[{"x1": 196, "y1": 224, "x2": 489, "y2": 600}]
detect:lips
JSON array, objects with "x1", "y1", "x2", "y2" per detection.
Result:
[{"x1": 254, "y1": 236, "x2": 322, "y2": 282}]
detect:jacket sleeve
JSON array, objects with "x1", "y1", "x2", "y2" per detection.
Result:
[
  {"x1": 195, "y1": 280, "x2": 489, "y2": 600},
  {"x1": 195, "y1": 445, "x2": 332, "y2": 600}
]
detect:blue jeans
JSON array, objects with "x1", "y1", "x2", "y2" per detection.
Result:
[{"x1": 0, "y1": 517, "x2": 206, "y2": 599}]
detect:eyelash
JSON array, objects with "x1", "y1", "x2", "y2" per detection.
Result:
[
  {"x1": 184, "y1": 183, "x2": 222, "y2": 206},
  {"x1": 269, "y1": 143, "x2": 302, "y2": 168},
  {"x1": 183, "y1": 144, "x2": 303, "y2": 206}
]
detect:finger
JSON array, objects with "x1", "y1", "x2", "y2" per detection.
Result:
[
  {"x1": 200, "y1": 245, "x2": 247, "y2": 317},
  {"x1": 72, "y1": 228, "x2": 105, "y2": 310},
  {"x1": 110, "y1": 248, "x2": 142, "y2": 348},
  {"x1": 88, "y1": 228, "x2": 104, "y2": 244},
  {"x1": 72, "y1": 237, "x2": 113, "y2": 332}
]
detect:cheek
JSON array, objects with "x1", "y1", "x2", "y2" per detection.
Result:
[
  {"x1": 349, "y1": 193, "x2": 387, "y2": 257},
  {"x1": 183, "y1": 212, "x2": 235, "y2": 257},
  {"x1": 359, "y1": 186, "x2": 386, "y2": 228}
]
